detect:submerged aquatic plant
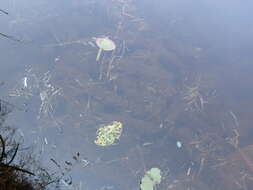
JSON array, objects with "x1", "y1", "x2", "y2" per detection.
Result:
[{"x1": 140, "y1": 168, "x2": 161, "y2": 190}]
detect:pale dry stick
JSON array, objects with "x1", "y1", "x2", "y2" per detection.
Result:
[
  {"x1": 197, "y1": 157, "x2": 205, "y2": 177},
  {"x1": 117, "y1": 40, "x2": 126, "y2": 62},
  {"x1": 229, "y1": 110, "x2": 239, "y2": 128},
  {"x1": 186, "y1": 167, "x2": 191, "y2": 176},
  {"x1": 98, "y1": 46, "x2": 117, "y2": 81},
  {"x1": 199, "y1": 95, "x2": 208, "y2": 110},
  {"x1": 45, "y1": 39, "x2": 89, "y2": 48},
  {"x1": 226, "y1": 129, "x2": 239, "y2": 148},
  {"x1": 47, "y1": 30, "x2": 91, "y2": 48},
  {"x1": 99, "y1": 57, "x2": 106, "y2": 80},
  {"x1": 103, "y1": 156, "x2": 128, "y2": 165},
  {"x1": 121, "y1": 0, "x2": 143, "y2": 22},
  {"x1": 235, "y1": 180, "x2": 243, "y2": 189},
  {"x1": 106, "y1": 53, "x2": 117, "y2": 79},
  {"x1": 233, "y1": 172, "x2": 253, "y2": 190},
  {"x1": 113, "y1": 1, "x2": 125, "y2": 39},
  {"x1": 184, "y1": 84, "x2": 208, "y2": 111},
  {"x1": 122, "y1": 11, "x2": 144, "y2": 23},
  {"x1": 38, "y1": 89, "x2": 57, "y2": 118},
  {"x1": 228, "y1": 111, "x2": 253, "y2": 175},
  {"x1": 211, "y1": 160, "x2": 227, "y2": 169},
  {"x1": 122, "y1": 3, "x2": 135, "y2": 19},
  {"x1": 240, "y1": 172, "x2": 253, "y2": 190},
  {"x1": 238, "y1": 147, "x2": 253, "y2": 174},
  {"x1": 106, "y1": 40, "x2": 126, "y2": 80},
  {"x1": 36, "y1": 74, "x2": 63, "y2": 131}
]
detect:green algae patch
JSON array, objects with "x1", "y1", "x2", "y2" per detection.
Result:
[{"x1": 94, "y1": 121, "x2": 123, "y2": 146}]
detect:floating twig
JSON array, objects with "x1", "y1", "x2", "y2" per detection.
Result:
[
  {"x1": 229, "y1": 111, "x2": 239, "y2": 128},
  {"x1": 7, "y1": 144, "x2": 19, "y2": 165}
]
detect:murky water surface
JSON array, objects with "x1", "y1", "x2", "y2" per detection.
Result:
[{"x1": 1, "y1": 0, "x2": 253, "y2": 189}]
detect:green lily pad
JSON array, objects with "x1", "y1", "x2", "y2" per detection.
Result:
[
  {"x1": 140, "y1": 176, "x2": 153, "y2": 190},
  {"x1": 146, "y1": 168, "x2": 161, "y2": 184},
  {"x1": 140, "y1": 168, "x2": 161, "y2": 190},
  {"x1": 95, "y1": 37, "x2": 116, "y2": 61},
  {"x1": 96, "y1": 37, "x2": 116, "y2": 51}
]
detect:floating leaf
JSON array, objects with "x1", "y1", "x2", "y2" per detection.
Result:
[
  {"x1": 96, "y1": 37, "x2": 116, "y2": 51},
  {"x1": 146, "y1": 168, "x2": 161, "y2": 184},
  {"x1": 140, "y1": 168, "x2": 161, "y2": 190},
  {"x1": 140, "y1": 176, "x2": 153, "y2": 190},
  {"x1": 95, "y1": 37, "x2": 116, "y2": 61}
]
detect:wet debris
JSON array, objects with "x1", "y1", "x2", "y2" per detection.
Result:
[
  {"x1": 9, "y1": 68, "x2": 62, "y2": 119},
  {"x1": 182, "y1": 75, "x2": 214, "y2": 112},
  {"x1": 49, "y1": 152, "x2": 89, "y2": 189},
  {"x1": 0, "y1": 99, "x2": 15, "y2": 116}
]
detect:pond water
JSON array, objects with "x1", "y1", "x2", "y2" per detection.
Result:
[{"x1": 1, "y1": 0, "x2": 253, "y2": 189}]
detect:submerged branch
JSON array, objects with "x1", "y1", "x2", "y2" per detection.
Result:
[
  {"x1": 0, "y1": 162, "x2": 35, "y2": 175},
  {"x1": 0, "y1": 134, "x2": 34, "y2": 176},
  {"x1": 0, "y1": 32, "x2": 21, "y2": 42},
  {"x1": 0, "y1": 9, "x2": 8, "y2": 15},
  {"x1": 7, "y1": 144, "x2": 19, "y2": 165},
  {"x1": 0, "y1": 135, "x2": 5, "y2": 162}
]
